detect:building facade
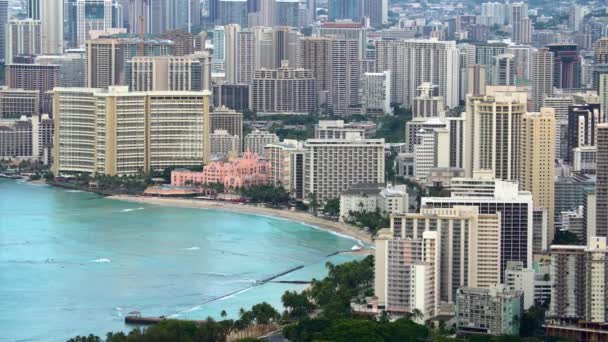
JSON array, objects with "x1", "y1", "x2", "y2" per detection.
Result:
[{"x1": 52, "y1": 87, "x2": 211, "y2": 176}]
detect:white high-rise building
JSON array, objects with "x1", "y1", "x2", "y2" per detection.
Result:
[
  {"x1": 412, "y1": 83, "x2": 445, "y2": 119},
  {"x1": 375, "y1": 39, "x2": 459, "y2": 108},
  {"x1": 362, "y1": 71, "x2": 391, "y2": 115},
  {"x1": 212, "y1": 26, "x2": 225, "y2": 73},
  {"x1": 304, "y1": 135, "x2": 385, "y2": 203},
  {"x1": 244, "y1": 130, "x2": 279, "y2": 155},
  {"x1": 491, "y1": 54, "x2": 516, "y2": 86},
  {"x1": 76, "y1": 0, "x2": 113, "y2": 46},
  {"x1": 480, "y1": 2, "x2": 507, "y2": 26},
  {"x1": 210, "y1": 129, "x2": 240, "y2": 159},
  {"x1": 5, "y1": 19, "x2": 41, "y2": 64},
  {"x1": 40, "y1": 0, "x2": 64, "y2": 54}
]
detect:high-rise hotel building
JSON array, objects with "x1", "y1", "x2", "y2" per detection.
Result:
[
  {"x1": 303, "y1": 135, "x2": 385, "y2": 203},
  {"x1": 464, "y1": 86, "x2": 527, "y2": 180},
  {"x1": 250, "y1": 61, "x2": 316, "y2": 115},
  {"x1": 52, "y1": 87, "x2": 210, "y2": 176},
  {"x1": 520, "y1": 108, "x2": 556, "y2": 242}
]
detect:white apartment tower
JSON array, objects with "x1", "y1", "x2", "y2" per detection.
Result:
[
  {"x1": 375, "y1": 39, "x2": 459, "y2": 108},
  {"x1": 40, "y1": 0, "x2": 64, "y2": 54},
  {"x1": 362, "y1": 71, "x2": 391, "y2": 115},
  {"x1": 5, "y1": 19, "x2": 41, "y2": 64},
  {"x1": 76, "y1": 0, "x2": 113, "y2": 46}
]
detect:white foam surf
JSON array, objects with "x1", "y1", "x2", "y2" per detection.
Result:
[
  {"x1": 120, "y1": 207, "x2": 144, "y2": 212},
  {"x1": 92, "y1": 258, "x2": 111, "y2": 263}
]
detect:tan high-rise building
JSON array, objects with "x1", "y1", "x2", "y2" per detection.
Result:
[
  {"x1": 300, "y1": 36, "x2": 332, "y2": 97},
  {"x1": 52, "y1": 86, "x2": 210, "y2": 176},
  {"x1": 597, "y1": 123, "x2": 608, "y2": 237},
  {"x1": 519, "y1": 108, "x2": 556, "y2": 242},
  {"x1": 531, "y1": 48, "x2": 554, "y2": 112},
  {"x1": 223, "y1": 24, "x2": 240, "y2": 83},
  {"x1": 126, "y1": 54, "x2": 211, "y2": 92},
  {"x1": 85, "y1": 37, "x2": 173, "y2": 88},
  {"x1": 464, "y1": 86, "x2": 527, "y2": 180},
  {"x1": 210, "y1": 106, "x2": 243, "y2": 149},
  {"x1": 299, "y1": 36, "x2": 359, "y2": 115},
  {"x1": 250, "y1": 61, "x2": 316, "y2": 115},
  {"x1": 224, "y1": 28, "x2": 255, "y2": 84},
  {"x1": 374, "y1": 206, "x2": 501, "y2": 318},
  {"x1": 252, "y1": 26, "x2": 301, "y2": 70},
  {"x1": 390, "y1": 206, "x2": 502, "y2": 292},
  {"x1": 5, "y1": 63, "x2": 60, "y2": 114},
  {"x1": 466, "y1": 64, "x2": 487, "y2": 96}
]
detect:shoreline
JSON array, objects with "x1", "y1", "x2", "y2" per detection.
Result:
[{"x1": 109, "y1": 195, "x2": 373, "y2": 245}]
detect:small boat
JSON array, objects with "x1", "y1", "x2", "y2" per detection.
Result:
[{"x1": 351, "y1": 245, "x2": 363, "y2": 251}]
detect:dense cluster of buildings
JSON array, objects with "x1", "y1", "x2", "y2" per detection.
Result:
[{"x1": 1, "y1": 0, "x2": 608, "y2": 340}]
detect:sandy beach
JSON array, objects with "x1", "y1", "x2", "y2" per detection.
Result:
[{"x1": 109, "y1": 195, "x2": 373, "y2": 245}]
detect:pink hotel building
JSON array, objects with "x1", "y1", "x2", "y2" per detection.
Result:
[{"x1": 171, "y1": 151, "x2": 269, "y2": 189}]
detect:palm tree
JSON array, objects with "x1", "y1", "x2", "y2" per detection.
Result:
[
  {"x1": 220, "y1": 310, "x2": 227, "y2": 319},
  {"x1": 307, "y1": 192, "x2": 319, "y2": 216},
  {"x1": 411, "y1": 308, "x2": 424, "y2": 321}
]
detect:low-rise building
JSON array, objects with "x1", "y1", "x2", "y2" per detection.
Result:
[
  {"x1": 456, "y1": 285, "x2": 522, "y2": 336},
  {"x1": 504, "y1": 261, "x2": 534, "y2": 310},
  {"x1": 0, "y1": 114, "x2": 52, "y2": 162},
  {"x1": 171, "y1": 152, "x2": 268, "y2": 189},
  {"x1": 339, "y1": 183, "x2": 383, "y2": 222}
]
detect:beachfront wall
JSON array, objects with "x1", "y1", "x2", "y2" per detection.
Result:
[{"x1": 171, "y1": 151, "x2": 269, "y2": 189}]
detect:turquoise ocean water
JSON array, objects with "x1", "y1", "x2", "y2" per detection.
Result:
[{"x1": 0, "y1": 179, "x2": 362, "y2": 341}]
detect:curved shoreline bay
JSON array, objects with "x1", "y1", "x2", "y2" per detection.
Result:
[{"x1": 0, "y1": 179, "x2": 364, "y2": 341}]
